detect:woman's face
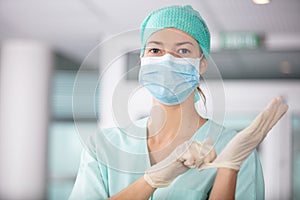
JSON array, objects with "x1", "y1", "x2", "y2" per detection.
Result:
[{"x1": 143, "y1": 28, "x2": 207, "y2": 74}]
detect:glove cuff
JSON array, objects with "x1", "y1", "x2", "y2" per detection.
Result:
[
  {"x1": 198, "y1": 161, "x2": 241, "y2": 171},
  {"x1": 143, "y1": 173, "x2": 172, "y2": 188}
]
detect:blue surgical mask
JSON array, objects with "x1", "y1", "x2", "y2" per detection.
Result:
[{"x1": 139, "y1": 54, "x2": 201, "y2": 105}]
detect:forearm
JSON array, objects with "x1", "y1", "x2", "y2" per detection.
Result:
[
  {"x1": 107, "y1": 176, "x2": 156, "y2": 200},
  {"x1": 209, "y1": 168, "x2": 238, "y2": 200}
]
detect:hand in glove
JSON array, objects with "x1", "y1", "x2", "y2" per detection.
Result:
[
  {"x1": 144, "y1": 139, "x2": 216, "y2": 188},
  {"x1": 199, "y1": 96, "x2": 288, "y2": 171}
]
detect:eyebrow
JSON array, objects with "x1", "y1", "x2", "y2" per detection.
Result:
[
  {"x1": 175, "y1": 41, "x2": 195, "y2": 47},
  {"x1": 146, "y1": 41, "x2": 163, "y2": 46},
  {"x1": 146, "y1": 41, "x2": 195, "y2": 47}
]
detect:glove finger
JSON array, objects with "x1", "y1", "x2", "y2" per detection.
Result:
[
  {"x1": 181, "y1": 141, "x2": 204, "y2": 168},
  {"x1": 244, "y1": 107, "x2": 269, "y2": 135},
  {"x1": 180, "y1": 149, "x2": 196, "y2": 168},
  {"x1": 199, "y1": 138, "x2": 215, "y2": 162},
  {"x1": 247, "y1": 97, "x2": 280, "y2": 137},
  {"x1": 202, "y1": 146, "x2": 216, "y2": 164},
  {"x1": 177, "y1": 141, "x2": 195, "y2": 166},
  {"x1": 258, "y1": 97, "x2": 280, "y2": 129},
  {"x1": 190, "y1": 141, "x2": 203, "y2": 168},
  {"x1": 260, "y1": 97, "x2": 282, "y2": 134},
  {"x1": 267, "y1": 104, "x2": 288, "y2": 132},
  {"x1": 194, "y1": 139, "x2": 216, "y2": 168},
  {"x1": 183, "y1": 159, "x2": 196, "y2": 168}
]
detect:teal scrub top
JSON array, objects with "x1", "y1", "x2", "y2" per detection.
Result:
[{"x1": 69, "y1": 118, "x2": 265, "y2": 200}]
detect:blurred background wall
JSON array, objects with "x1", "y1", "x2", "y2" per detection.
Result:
[{"x1": 0, "y1": 0, "x2": 299, "y2": 200}]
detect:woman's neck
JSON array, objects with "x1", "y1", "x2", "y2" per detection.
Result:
[{"x1": 147, "y1": 94, "x2": 205, "y2": 147}]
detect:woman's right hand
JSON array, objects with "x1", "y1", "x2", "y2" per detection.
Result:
[{"x1": 144, "y1": 139, "x2": 216, "y2": 188}]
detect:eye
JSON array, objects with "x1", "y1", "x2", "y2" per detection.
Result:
[
  {"x1": 178, "y1": 48, "x2": 191, "y2": 55},
  {"x1": 146, "y1": 48, "x2": 164, "y2": 56},
  {"x1": 149, "y1": 48, "x2": 161, "y2": 54}
]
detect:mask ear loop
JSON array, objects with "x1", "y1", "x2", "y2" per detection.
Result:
[
  {"x1": 195, "y1": 86, "x2": 207, "y2": 115},
  {"x1": 199, "y1": 54, "x2": 204, "y2": 61},
  {"x1": 195, "y1": 53, "x2": 207, "y2": 114}
]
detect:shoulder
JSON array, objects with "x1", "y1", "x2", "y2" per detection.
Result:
[
  {"x1": 96, "y1": 118, "x2": 150, "y2": 173},
  {"x1": 83, "y1": 117, "x2": 149, "y2": 158},
  {"x1": 77, "y1": 118, "x2": 149, "y2": 174}
]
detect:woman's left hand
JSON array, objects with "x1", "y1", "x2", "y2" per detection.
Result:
[{"x1": 199, "y1": 96, "x2": 288, "y2": 171}]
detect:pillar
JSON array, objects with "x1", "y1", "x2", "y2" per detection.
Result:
[{"x1": 0, "y1": 40, "x2": 52, "y2": 199}]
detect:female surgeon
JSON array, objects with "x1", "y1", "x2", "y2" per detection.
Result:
[{"x1": 69, "y1": 5, "x2": 288, "y2": 200}]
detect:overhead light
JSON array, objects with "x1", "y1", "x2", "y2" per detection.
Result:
[{"x1": 253, "y1": 0, "x2": 270, "y2": 5}]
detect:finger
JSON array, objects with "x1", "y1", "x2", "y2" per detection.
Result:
[
  {"x1": 203, "y1": 147, "x2": 216, "y2": 164},
  {"x1": 260, "y1": 97, "x2": 282, "y2": 133},
  {"x1": 177, "y1": 141, "x2": 194, "y2": 163},
  {"x1": 199, "y1": 140, "x2": 214, "y2": 159},
  {"x1": 180, "y1": 149, "x2": 196, "y2": 168},
  {"x1": 245, "y1": 102, "x2": 271, "y2": 134},
  {"x1": 250, "y1": 97, "x2": 280, "y2": 135},
  {"x1": 196, "y1": 139, "x2": 216, "y2": 166},
  {"x1": 184, "y1": 141, "x2": 206, "y2": 168},
  {"x1": 197, "y1": 138, "x2": 213, "y2": 155},
  {"x1": 188, "y1": 142, "x2": 200, "y2": 167},
  {"x1": 187, "y1": 141, "x2": 206, "y2": 168},
  {"x1": 267, "y1": 104, "x2": 289, "y2": 132},
  {"x1": 183, "y1": 159, "x2": 196, "y2": 168}
]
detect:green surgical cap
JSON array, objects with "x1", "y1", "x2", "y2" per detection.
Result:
[{"x1": 140, "y1": 5, "x2": 210, "y2": 59}]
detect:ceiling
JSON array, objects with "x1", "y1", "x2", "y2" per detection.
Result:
[{"x1": 0, "y1": 0, "x2": 300, "y2": 79}]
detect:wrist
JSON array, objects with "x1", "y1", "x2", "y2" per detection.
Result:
[
  {"x1": 217, "y1": 168, "x2": 239, "y2": 176},
  {"x1": 143, "y1": 173, "x2": 171, "y2": 188}
]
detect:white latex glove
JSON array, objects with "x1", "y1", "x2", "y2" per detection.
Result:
[
  {"x1": 199, "y1": 96, "x2": 288, "y2": 171},
  {"x1": 144, "y1": 139, "x2": 216, "y2": 188}
]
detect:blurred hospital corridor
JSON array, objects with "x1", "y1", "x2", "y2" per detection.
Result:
[{"x1": 0, "y1": 0, "x2": 300, "y2": 199}]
